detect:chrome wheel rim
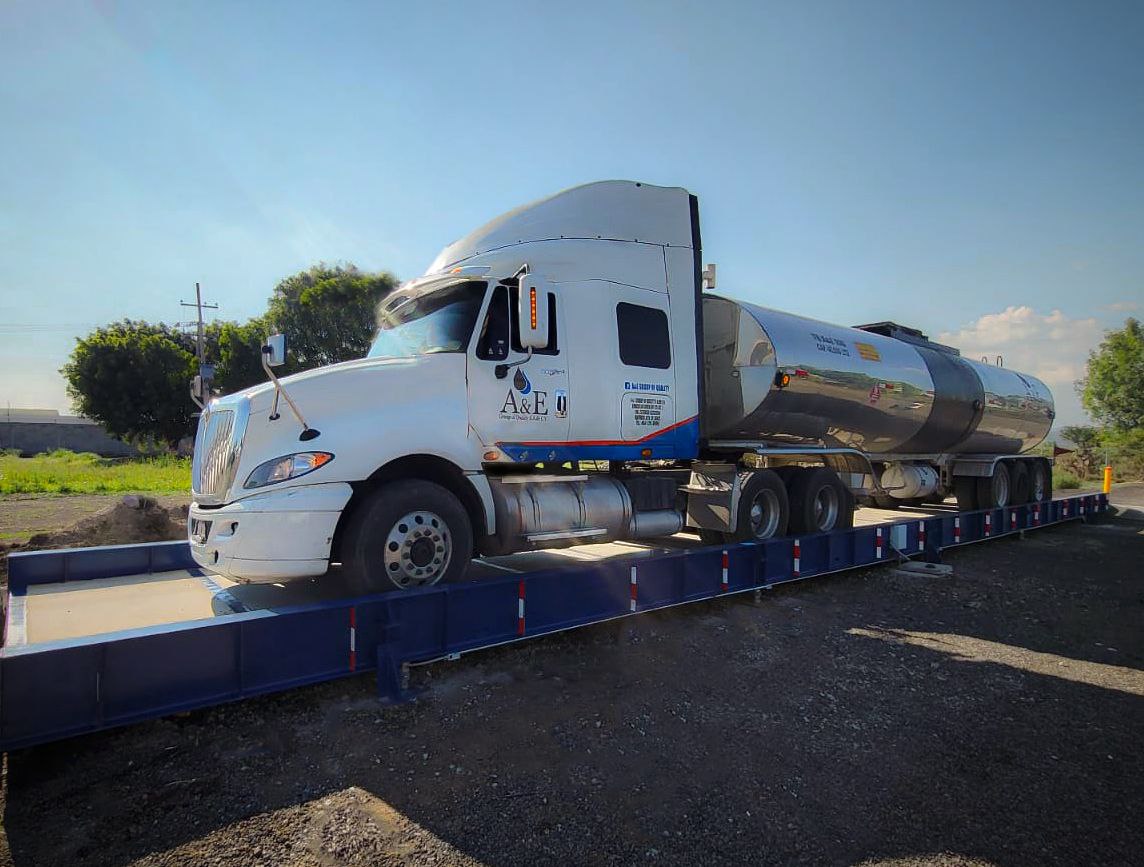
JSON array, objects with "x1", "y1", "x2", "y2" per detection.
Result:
[
  {"x1": 812, "y1": 487, "x2": 839, "y2": 532},
  {"x1": 994, "y1": 471, "x2": 1010, "y2": 507},
  {"x1": 749, "y1": 489, "x2": 781, "y2": 540},
  {"x1": 383, "y1": 510, "x2": 451, "y2": 588}
]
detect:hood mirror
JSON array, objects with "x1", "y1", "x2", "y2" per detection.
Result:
[{"x1": 263, "y1": 334, "x2": 287, "y2": 367}]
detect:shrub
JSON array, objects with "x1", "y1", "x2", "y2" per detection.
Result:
[{"x1": 1054, "y1": 470, "x2": 1081, "y2": 490}]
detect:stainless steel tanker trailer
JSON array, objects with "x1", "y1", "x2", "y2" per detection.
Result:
[
  {"x1": 691, "y1": 293, "x2": 1054, "y2": 541},
  {"x1": 190, "y1": 180, "x2": 1057, "y2": 589}
]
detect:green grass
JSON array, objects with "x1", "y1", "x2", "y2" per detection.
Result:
[{"x1": 0, "y1": 450, "x2": 191, "y2": 495}]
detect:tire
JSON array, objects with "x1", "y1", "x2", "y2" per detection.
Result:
[
  {"x1": 788, "y1": 467, "x2": 852, "y2": 535},
  {"x1": 975, "y1": 462, "x2": 1011, "y2": 510},
  {"x1": 1010, "y1": 461, "x2": 1031, "y2": 505},
  {"x1": 772, "y1": 466, "x2": 800, "y2": 486},
  {"x1": 1029, "y1": 459, "x2": 1051, "y2": 503},
  {"x1": 728, "y1": 469, "x2": 790, "y2": 542},
  {"x1": 953, "y1": 476, "x2": 978, "y2": 511},
  {"x1": 341, "y1": 480, "x2": 473, "y2": 592}
]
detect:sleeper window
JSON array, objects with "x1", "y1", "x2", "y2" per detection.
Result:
[{"x1": 616, "y1": 302, "x2": 671, "y2": 369}]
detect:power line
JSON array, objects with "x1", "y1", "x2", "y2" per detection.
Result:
[{"x1": 179, "y1": 283, "x2": 219, "y2": 367}]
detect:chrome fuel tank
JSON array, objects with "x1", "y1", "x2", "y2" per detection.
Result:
[{"x1": 702, "y1": 296, "x2": 1053, "y2": 455}]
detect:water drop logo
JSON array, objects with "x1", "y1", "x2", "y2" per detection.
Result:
[{"x1": 513, "y1": 368, "x2": 532, "y2": 395}]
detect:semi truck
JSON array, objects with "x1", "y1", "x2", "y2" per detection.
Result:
[{"x1": 189, "y1": 181, "x2": 1055, "y2": 591}]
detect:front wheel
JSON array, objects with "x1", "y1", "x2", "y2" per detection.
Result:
[{"x1": 341, "y1": 480, "x2": 473, "y2": 592}]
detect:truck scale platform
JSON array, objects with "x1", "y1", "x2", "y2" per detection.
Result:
[{"x1": 0, "y1": 493, "x2": 1108, "y2": 752}]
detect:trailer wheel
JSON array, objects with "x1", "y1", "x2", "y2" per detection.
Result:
[
  {"x1": 975, "y1": 462, "x2": 1011, "y2": 510},
  {"x1": 730, "y1": 470, "x2": 789, "y2": 542},
  {"x1": 341, "y1": 480, "x2": 472, "y2": 592},
  {"x1": 1010, "y1": 461, "x2": 1031, "y2": 504},
  {"x1": 1029, "y1": 459, "x2": 1051, "y2": 502},
  {"x1": 953, "y1": 477, "x2": 978, "y2": 511},
  {"x1": 788, "y1": 467, "x2": 852, "y2": 535}
]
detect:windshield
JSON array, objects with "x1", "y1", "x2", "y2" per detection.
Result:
[{"x1": 368, "y1": 280, "x2": 487, "y2": 359}]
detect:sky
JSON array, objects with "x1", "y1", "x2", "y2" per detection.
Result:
[{"x1": 1, "y1": 0, "x2": 1141, "y2": 429}]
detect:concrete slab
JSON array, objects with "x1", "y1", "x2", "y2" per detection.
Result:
[{"x1": 24, "y1": 570, "x2": 219, "y2": 644}]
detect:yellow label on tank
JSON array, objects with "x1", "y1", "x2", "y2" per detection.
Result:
[{"x1": 854, "y1": 342, "x2": 881, "y2": 362}]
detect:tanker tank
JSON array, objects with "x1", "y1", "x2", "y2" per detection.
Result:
[{"x1": 702, "y1": 295, "x2": 1054, "y2": 456}]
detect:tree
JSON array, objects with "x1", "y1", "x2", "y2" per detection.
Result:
[
  {"x1": 207, "y1": 318, "x2": 270, "y2": 395},
  {"x1": 265, "y1": 263, "x2": 397, "y2": 370},
  {"x1": 61, "y1": 321, "x2": 198, "y2": 446},
  {"x1": 1079, "y1": 318, "x2": 1144, "y2": 430},
  {"x1": 1059, "y1": 424, "x2": 1101, "y2": 478}
]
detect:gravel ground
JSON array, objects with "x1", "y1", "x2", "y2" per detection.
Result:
[{"x1": 2, "y1": 497, "x2": 1142, "y2": 866}]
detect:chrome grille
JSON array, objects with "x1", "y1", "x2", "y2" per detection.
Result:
[{"x1": 191, "y1": 401, "x2": 248, "y2": 502}]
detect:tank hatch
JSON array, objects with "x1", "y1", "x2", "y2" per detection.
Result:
[{"x1": 853, "y1": 321, "x2": 961, "y2": 356}]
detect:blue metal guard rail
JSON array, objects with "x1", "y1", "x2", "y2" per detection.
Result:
[{"x1": 0, "y1": 493, "x2": 1109, "y2": 752}]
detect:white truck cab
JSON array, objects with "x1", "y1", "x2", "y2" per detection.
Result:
[
  {"x1": 189, "y1": 180, "x2": 1054, "y2": 591},
  {"x1": 190, "y1": 181, "x2": 704, "y2": 589}
]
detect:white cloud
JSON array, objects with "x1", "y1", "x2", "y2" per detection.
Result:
[
  {"x1": 1105, "y1": 300, "x2": 1138, "y2": 313},
  {"x1": 938, "y1": 306, "x2": 1103, "y2": 428}
]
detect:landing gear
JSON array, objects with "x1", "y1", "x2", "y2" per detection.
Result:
[{"x1": 342, "y1": 480, "x2": 472, "y2": 592}]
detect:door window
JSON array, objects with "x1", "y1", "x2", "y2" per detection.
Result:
[
  {"x1": 476, "y1": 285, "x2": 511, "y2": 360},
  {"x1": 616, "y1": 302, "x2": 670, "y2": 369}
]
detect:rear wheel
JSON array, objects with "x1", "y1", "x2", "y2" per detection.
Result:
[
  {"x1": 341, "y1": 480, "x2": 473, "y2": 592},
  {"x1": 789, "y1": 467, "x2": 853, "y2": 534},
  {"x1": 1029, "y1": 459, "x2": 1051, "y2": 502},
  {"x1": 1010, "y1": 461, "x2": 1031, "y2": 504},
  {"x1": 728, "y1": 470, "x2": 790, "y2": 542},
  {"x1": 976, "y1": 462, "x2": 1011, "y2": 510},
  {"x1": 953, "y1": 476, "x2": 978, "y2": 511}
]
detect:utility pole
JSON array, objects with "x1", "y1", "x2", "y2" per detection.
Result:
[
  {"x1": 181, "y1": 283, "x2": 219, "y2": 408},
  {"x1": 180, "y1": 283, "x2": 219, "y2": 366}
]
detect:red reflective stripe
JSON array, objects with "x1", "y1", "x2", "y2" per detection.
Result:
[
  {"x1": 954, "y1": 517, "x2": 961, "y2": 542},
  {"x1": 792, "y1": 539, "x2": 801, "y2": 577},
  {"x1": 630, "y1": 566, "x2": 638, "y2": 611},
  {"x1": 517, "y1": 580, "x2": 525, "y2": 635},
  {"x1": 720, "y1": 550, "x2": 729, "y2": 590}
]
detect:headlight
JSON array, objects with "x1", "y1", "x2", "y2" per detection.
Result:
[{"x1": 243, "y1": 452, "x2": 334, "y2": 489}]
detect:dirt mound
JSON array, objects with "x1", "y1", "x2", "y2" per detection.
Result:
[
  {"x1": 1, "y1": 496, "x2": 188, "y2": 586},
  {"x1": 26, "y1": 495, "x2": 188, "y2": 549}
]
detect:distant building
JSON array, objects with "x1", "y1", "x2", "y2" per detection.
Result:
[{"x1": 0, "y1": 408, "x2": 136, "y2": 457}]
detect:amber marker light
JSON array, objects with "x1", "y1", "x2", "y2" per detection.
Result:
[{"x1": 529, "y1": 286, "x2": 538, "y2": 330}]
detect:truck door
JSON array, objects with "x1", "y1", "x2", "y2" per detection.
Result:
[
  {"x1": 559, "y1": 281, "x2": 681, "y2": 459},
  {"x1": 468, "y1": 282, "x2": 570, "y2": 461}
]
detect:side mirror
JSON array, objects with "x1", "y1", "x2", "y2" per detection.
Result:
[
  {"x1": 263, "y1": 334, "x2": 287, "y2": 367},
  {"x1": 517, "y1": 276, "x2": 551, "y2": 350}
]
